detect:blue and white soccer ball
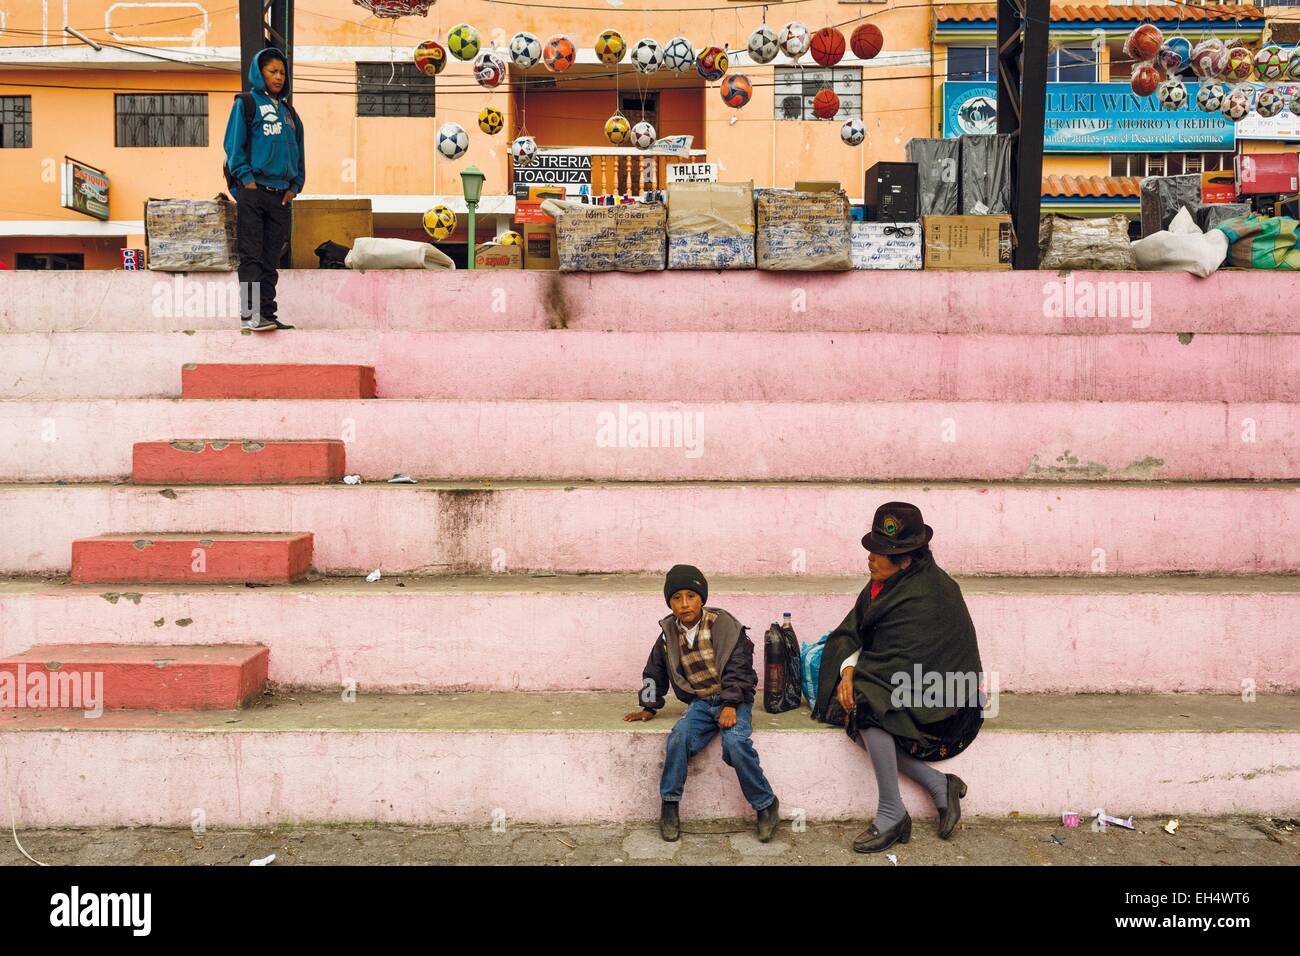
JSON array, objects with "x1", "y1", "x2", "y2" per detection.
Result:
[
  {"x1": 1196, "y1": 82, "x2": 1227, "y2": 113},
  {"x1": 510, "y1": 135, "x2": 538, "y2": 167},
  {"x1": 1255, "y1": 87, "x2": 1284, "y2": 118},
  {"x1": 509, "y1": 32, "x2": 542, "y2": 68},
  {"x1": 436, "y1": 122, "x2": 469, "y2": 161},
  {"x1": 840, "y1": 118, "x2": 866, "y2": 146},
  {"x1": 664, "y1": 36, "x2": 695, "y2": 73},
  {"x1": 630, "y1": 38, "x2": 664, "y2": 74},
  {"x1": 748, "y1": 25, "x2": 779, "y2": 65}
]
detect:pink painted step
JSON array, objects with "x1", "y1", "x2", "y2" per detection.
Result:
[
  {"x1": 0, "y1": 644, "x2": 268, "y2": 710},
  {"x1": 133, "y1": 439, "x2": 346, "y2": 484},
  {"x1": 70, "y1": 533, "x2": 312, "y2": 585},
  {"x1": 181, "y1": 363, "x2": 376, "y2": 399}
]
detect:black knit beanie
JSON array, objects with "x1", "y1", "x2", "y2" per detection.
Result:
[{"x1": 663, "y1": 564, "x2": 708, "y2": 607}]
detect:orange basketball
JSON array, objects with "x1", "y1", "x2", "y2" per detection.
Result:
[
  {"x1": 812, "y1": 87, "x2": 840, "y2": 119},
  {"x1": 1130, "y1": 62, "x2": 1161, "y2": 98},
  {"x1": 850, "y1": 23, "x2": 883, "y2": 61},
  {"x1": 810, "y1": 27, "x2": 845, "y2": 67}
]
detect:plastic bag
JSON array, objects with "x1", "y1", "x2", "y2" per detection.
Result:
[
  {"x1": 799, "y1": 632, "x2": 829, "y2": 713},
  {"x1": 762, "y1": 621, "x2": 803, "y2": 713}
]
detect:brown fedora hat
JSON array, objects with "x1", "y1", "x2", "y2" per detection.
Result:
[{"x1": 860, "y1": 501, "x2": 934, "y2": 555}]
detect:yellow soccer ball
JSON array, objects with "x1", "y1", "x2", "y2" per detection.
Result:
[
  {"x1": 604, "y1": 113, "x2": 631, "y2": 146},
  {"x1": 447, "y1": 23, "x2": 480, "y2": 61},
  {"x1": 423, "y1": 204, "x2": 457, "y2": 241},
  {"x1": 596, "y1": 29, "x2": 626, "y2": 64},
  {"x1": 498, "y1": 230, "x2": 523, "y2": 246},
  {"x1": 478, "y1": 106, "x2": 504, "y2": 135}
]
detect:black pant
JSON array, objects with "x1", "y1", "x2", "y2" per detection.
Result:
[{"x1": 236, "y1": 185, "x2": 290, "y2": 322}]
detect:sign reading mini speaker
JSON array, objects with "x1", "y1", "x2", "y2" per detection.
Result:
[
  {"x1": 631, "y1": 37, "x2": 665, "y2": 74},
  {"x1": 436, "y1": 122, "x2": 469, "y2": 160},
  {"x1": 478, "y1": 106, "x2": 505, "y2": 134},
  {"x1": 665, "y1": 36, "x2": 695, "y2": 73},
  {"x1": 630, "y1": 121, "x2": 657, "y2": 150},
  {"x1": 721, "y1": 74, "x2": 752, "y2": 108},
  {"x1": 474, "y1": 51, "x2": 507, "y2": 89},
  {"x1": 510, "y1": 136, "x2": 538, "y2": 166},
  {"x1": 1191, "y1": 39, "x2": 1228, "y2": 79},
  {"x1": 841, "y1": 117, "x2": 866, "y2": 146},
  {"x1": 696, "y1": 46, "x2": 728, "y2": 82},
  {"x1": 850, "y1": 23, "x2": 884, "y2": 61},
  {"x1": 1131, "y1": 62, "x2": 1160, "y2": 98},
  {"x1": 604, "y1": 113, "x2": 631, "y2": 145},
  {"x1": 810, "y1": 27, "x2": 845, "y2": 67},
  {"x1": 544, "y1": 35, "x2": 576, "y2": 72},
  {"x1": 812, "y1": 87, "x2": 840, "y2": 119},
  {"x1": 413, "y1": 40, "x2": 446, "y2": 76},
  {"x1": 509, "y1": 32, "x2": 542, "y2": 68},
  {"x1": 447, "y1": 23, "x2": 480, "y2": 61},
  {"x1": 423, "y1": 204, "x2": 456, "y2": 240},
  {"x1": 779, "y1": 22, "x2": 810, "y2": 60},
  {"x1": 748, "y1": 25, "x2": 779, "y2": 64},
  {"x1": 1124, "y1": 24, "x2": 1163, "y2": 62},
  {"x1": 596, "y1": 29, "x2": 626, "y2": 64}
]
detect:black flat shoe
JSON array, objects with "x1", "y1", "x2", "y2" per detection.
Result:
[
  {"x1": 938, "y1": 774, "x2": 968, "y2": 840},
  {"x1": 852, "y1": 813, "x2": 911, "y2": 854},
  {"x1": 660, "y1": 801, "x2": 680, "y2": 842},
  {"x1": 756, "y1": 796, "x2": 780, "y2": 843}
]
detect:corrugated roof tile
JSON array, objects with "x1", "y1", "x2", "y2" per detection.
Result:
[
  {"x1": 1042, "y1": 174, "x2": 1142, "y2": 198},
  {"x1": 937, "y1": 4, "x2": 1265, "y2": 24}
]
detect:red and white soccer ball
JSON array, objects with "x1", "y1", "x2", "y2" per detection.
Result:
[
  {"x1": 1220, "y1": 89, "x2": 1251, "y2": 123},
  {"x1": 1189, "y1": 38, "x2": 1228, "y2": 79},
  {"x1": 629, "y1": 121, "x2": 657, "y2": 150}
]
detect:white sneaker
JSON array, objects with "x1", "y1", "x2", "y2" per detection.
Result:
[{"x1": 241, "y1": 317, "x2": 277, "y2": 332}]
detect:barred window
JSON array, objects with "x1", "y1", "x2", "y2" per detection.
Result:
[
  {"x1": 1, "y1": 96, "x2": 32, "y2": 148},
  {"x1": 115, "y1": 93, "x2": 208, "y2": 147},
  {"x1": 357, "y1": 63, "x2": 436, "y2": 117},
  {"x1": 774, "y1": 66, "x2": 862, "y2": 121}
]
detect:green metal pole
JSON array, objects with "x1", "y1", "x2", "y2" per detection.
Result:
[{"x1": 467, "y1": 201, "x2": 477, "y2": 270}]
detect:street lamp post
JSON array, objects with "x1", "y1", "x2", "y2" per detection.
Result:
[{"x1": 460, "y1": 166, "x2": 485, "y2": 270}]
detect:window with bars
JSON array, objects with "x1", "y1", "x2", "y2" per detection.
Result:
[
  {"x1": 357, "y1": 63, "x2": 436, "y2": 117},
  {"x1": 1109, "y1": 152, "x2": 1235, "y2": 177},
  {"x1": 947, "y1": 47, "x2": 994, "y2": 82},
  {"x1": 1, "y1": 96, "x2": 32, "y2": 148},
  {"x1": 115, "y1": 94, "x2": 208, "y2": 147},
  {"x1": 774, "y1": 66, "x2": 862, "y2": 121}
]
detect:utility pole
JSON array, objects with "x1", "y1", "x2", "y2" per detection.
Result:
[{"x1": 996, "y1": 0, "x2": 1050, "y2": 270}]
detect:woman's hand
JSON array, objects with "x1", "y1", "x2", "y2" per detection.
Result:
[
  {"x1": 837, "y1": 666, "x2": 855, "y2": 716},
  {"x1": 623, "y1": 709, "x2": 655, "y2": 722},
  {"x1": 718, "y1": 706, "x2": 737, "y2": 730}
]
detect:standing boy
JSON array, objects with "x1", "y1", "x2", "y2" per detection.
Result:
[
  {"x1": 222, "y1": 46, "x2": 304, "y2": 332},
  {"x1": 624, "y1": 564, "x2": 781, "y2": 842}
]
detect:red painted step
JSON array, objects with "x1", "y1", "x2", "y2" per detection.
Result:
[
  {"x1": 0, "y1": 644, "x2": 269, "y2": 710},
  {"x1": 182, "y1": 363, "x2": 377, "y2": 399},
  {"x1": 133, "y1": 439, "x2": 346, "y2": 485},
  {"x1": 71, "y1": 533, "x2": 312, "y2": 585}
]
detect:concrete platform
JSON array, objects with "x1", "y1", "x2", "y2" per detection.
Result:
[
  {"x1": 0, "y1": 691, "x2": 1294, "y2": 826},
  {"x1": 70, "y1": 532, "x2": 313, "y2": 585},
  {"x1": 133, "y1": 439, "x2": 346, "y2": 485},
  {"x1": 181, "y1": 363, "x2": 377, "y2": 400}
]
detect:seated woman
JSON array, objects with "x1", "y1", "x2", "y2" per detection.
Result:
[{"x1": 813, "y1": 502, "x2": 984, "y2": 853}]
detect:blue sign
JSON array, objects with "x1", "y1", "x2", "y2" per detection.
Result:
[{"x1": 943, "y1": 81, "x2": 1236, "y2": 153}]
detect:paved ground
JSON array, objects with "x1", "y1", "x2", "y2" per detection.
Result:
[{"x1": 2, "y1": 815, "x2": 1295, "y2": 866}]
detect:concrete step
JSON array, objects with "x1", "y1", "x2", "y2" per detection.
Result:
[
  {"x1": 133, "y1": 439, "x2": 346, "y2": 485},
  {"x1": 0, "y1": 643, "x2": 267, "y2": 710},
  {"x1": 7, "y1": 482, "x2": 1296, "y2": 577},
  {"x1": 5, "y1": 331, "x2": 1298, "y2": 401},
  {"x1": 4, "y1": 400, "x2": 1297, "y2": 483},
  {"x1": 70, "y1": 533, "x2": 313, "y2": 585},
  {"x1": 181, "y1": 363, "x2": 377, "y2": 400},
  {"x1": 1, "y1": 575, "x2": 1294, "y2": 694},
  {"x1": 0, "y1": 691, "x2": 1293, "y2": 825},
  {"x1": 3, "y1": 270, "x2": 1296, "y2": 334}
]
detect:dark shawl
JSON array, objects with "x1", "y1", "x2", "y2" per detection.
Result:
[{"x1": 813, "y1": 553, "x2": 984, "y2": 761}]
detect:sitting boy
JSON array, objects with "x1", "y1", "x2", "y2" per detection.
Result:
[{"x1": 624, "y1": 564, "x2": 780, "y2": 843}]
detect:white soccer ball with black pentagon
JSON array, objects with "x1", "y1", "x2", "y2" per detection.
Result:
[
  {"x1": 509, "y1": 32, "x2": 542, "y2": 68},
  {"x1": 630, "y1": 37, "x2": 664, "y2": 74},
  {"x1": 664, "y1": 36, "x2": 695, "y2": 73},
  {"x1": 840, "y1": 118, "x2": 866, "y2": 146},
  {"x1": 1220, "y1": 89, "x2": 1251, "y2": 123},
  {"x1": 1156, "y1": 77, "x2": 1187, "y2": 111},
  {"x1": 436, "y1": 122, "x2": 469, "y2": 160},
  {"x1": 629, "y1": 120, "x2": 657, "y2": 150},
  {"x1": 778, "y1": 21, "x2": 810, "y2": 60},
  {"x1": 510, "y1": 135, "x2": 538, "y2": 166},
  {"x1": 1196, "y1": 82, "x2": 1227, "y2": 113},
  {"x1": 748, "y1": 25, "x2": 779, "y2": 65},
  {"x1": 1255, "y1": 87, "x2": 1284, "y2": 118}
]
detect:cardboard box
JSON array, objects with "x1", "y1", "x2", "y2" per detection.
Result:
[
  {"x1": 922, "y1": 215, "x2": 1012, "y2": 270},
  {"x1": 793, "y1": 181, "x2": 842, "y2": 194},
  {"x1": 850, "y1": 222, "x2": 922, "y2": 270},
  {"x1": 290, "y1": 198, "x2": 373, "y2": 268},
  {"x1": 1202, "y1": 171, "x2": 1237, "y2": 204},
  {"x1": 474, "y1": 242, "x2": 522, "y2": 270},
  {"x1": 145, "y1": 197, "x2": 238, "y2": 272},
  {"x1": 755, "y1": 189, "x2": 852, "y2": 271},
  {"x1": 553, "y1": 202, "x2": 666, "y2": 272},
  {"x1": 523, "y1": 222, "x2": 558, "y2": 270},
  {"x1": 1236, "y1": 153, "x2": 1300, "y2": 195},
  {"x1": 667, "y1": 181, "x2": 755, "y2": 270}
]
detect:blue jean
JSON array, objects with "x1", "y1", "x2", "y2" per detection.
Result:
[{"x1": 659, "y1": 697, "x2": 776, "y2": 812}]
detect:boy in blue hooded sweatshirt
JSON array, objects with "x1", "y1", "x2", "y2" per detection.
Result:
[{"x1": 223, "y1": 47, "x2": 304, "y2": 332}]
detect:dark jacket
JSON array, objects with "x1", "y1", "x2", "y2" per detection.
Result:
[
  {"x1": 222, "y1": 47, "x2": 305, "y2": 193},
  {"x1": 638, "y1": 608, "x2": 757, "y2": 711}
]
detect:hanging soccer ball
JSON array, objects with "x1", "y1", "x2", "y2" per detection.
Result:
[
  {"x1": 850, "y1": 23, "x2": 884, "y2": 61},
  {"x1": 630, "y1": 38, "x2": 665, "y2": 74},
  {"x1": 604, "y1": 113, "x2": 631, "y2": 146},
  {"x1": 1130, "y1": 62, "x2": 1160, "y2": 98},
  {"x1": 840, "y1": 118, "x2": 866, "y2": 146},
  {"x1": 1286, "y1": 47, "x2": 1300, "y2": 81},
  {"x1": 1156, "y1": 78, "x2": 1187, "y2": 111},
  {"x1": 629, "y1": 121, "x2": 657, "y2": 150},
  {"x1": 1190, "y1": 39, "x2": 1228, "y2": 79},
  {"x1": 447, "y1": 24, "x2": 480, "y2": 61},
  {"x1": 414, "y1": 40, "x2": 447, "y2": 76},
  {"x1": 498, "y1": 230, "x2": 523, "y2": 247},
  {"x1": 1255, "y1": 87, "x2": 1284, "y2": 118},
  {"x1": 436, "y1": 122, "x2": 469, "y2": 160},
  {"x1": 596, "y1": 29, "x2": 627, "y2": 64},
  {"x1": 696, "y1": 46, "x2": 728, "y2": 82},
  {"x1": 812, "y1": 87, "x2": 840, "y2": 119},
  {"x1": 1221, "y1": 89, "x2": 1251, "y2": 122},
  {"x1": 664, "y1": 37, "x2": 695, "y2": 73},
  {"x1": 1195, "y1": 82, "x2": 1227, "y2": 113},
  {"x1": 478, "y1": 106, "x2": 504, "y2": 135},
  {"x1": 509, "y1": 32, "x2": 542, "y2": 68},
  {"x1": 779, "y1": 22, "x2": 810, "y2": 60},
  {"x1": 1124, "y1": 24, "x2": 1163, "y2": 62},
  {"x1": 1222, "y1": 46, "x2": 1254, "y2": 84},
  {"x1": 810, "y1": 27, "x2": 846, "y2": 67},
  {"x1": 510, "y1": 136, "x2": 538, "y2": 166},
  {"x1": 748, "y1": 25, "x2": 779, "y2": 65},
  {"x1": 1292, "y1": 92, "x2": 1300, "y2": 117},
  {"x1": 1157, "y1": 36, "x2": 1191, "y2": 74},
  {"x1": 720, "y1": 74, "x2": 752, "y2": 109},
  {"x1": 474, "y1": 51, "x2": 507, "y2": 89},
  {"x1": 422, "y1": 204, "x2": 456, "y2": 241},
  {"x1": 544, "y1": 35, "x2": 576, "y2": 72},
  {"x1": 1254, "y1": 45, "x2": 1286, "y2": 82}
]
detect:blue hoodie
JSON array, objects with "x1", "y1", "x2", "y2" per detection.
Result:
[{"x1": 223, "y1": 47, "x2": 305, "y2": 193}]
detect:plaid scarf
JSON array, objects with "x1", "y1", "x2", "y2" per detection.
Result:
[{"x1": 677, "y1": 609, "x2": 722, "y2": 698}]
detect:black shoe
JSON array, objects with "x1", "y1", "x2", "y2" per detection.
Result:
[
  {"x1": 938, "y1": 774, "x2": 968, "y2": 840},
  {"x1": 264, "y1": 317, "x2": 295, "y2": 330},
  {"x1": 660, "y1": 801, "x2": 680, "y2": 842},
  {"x1": 756, "y1": 796, "x2": 780, "y2": 843},
  {"x1": 852, "y1": 813, "x2": 912, "y2": 854}
]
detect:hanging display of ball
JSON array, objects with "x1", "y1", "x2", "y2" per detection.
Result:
[
  {"x1": 664, "y1": 36, "x2": 696, "y2": 73},
  {"x1": 810, "y1": 27, "x2": 846, "y2": 67},
  {"x1": 748, "y1": 25, "x2": 779, "y2": 65},
  {"x1": 1220, "y1": 88, "x2": 1251, "y2": 122},
  {"x1": 1292, "y1": 92, "x2": 1300, "y2": 117},
  {"x1": 1255, "y1": 87, "x2": 1284, "y2": 118},
  {"x1": 498, "y1": 230, "x2": 523, "y2": 247},
  {"x1": 543, "y1": 35, "x2": 577, "y2": 72},
  {"x1": 850, "y1": 23, "x2": 884, "y2": 61},
  {"x1": 629, "y1": 121, "x2": 657, "y2": 150},
  {"x1": 1254, "y1": 45, "x2": 1286, "y2": 82},
  {"x1": 422, "y1": 204, "x2": 457, "y2": 241},
  {"x1": 510, "y1": 135, "x2": 538, "y2": 166},
  {"x1": 696, "y1": 46, "x2": 729, "y2": 82},
  {"x1": 1195, "y1": 82, "x2": 1227, "y2": 113},
  {"x1": 447, "y1": 23, "x2": 480, "y2": 61},
  {"x1": 1130, "y1": 62, "x2": 1161, "y2": 98},
  {"x1": 478, "y1": 106, "x2": 505, "y2": 135},
  {"x1": 778, "y1": 22, "x2": 810, "y2": 61},
  {"x1": 1286, "y1": 47, "x2": 1300, "y2": 80},
  {"x1": 1157, "y1": 36, "x2": 1191, "y2": 74},
  {"x1": 509, "y1": 32, "x2": 542, "y2": 68},
  {"x1": 474, "y1": 51, "x2": 507, "y2": 89},
  {"x1": 436, "y1": 122, "x2": 469, "y2": 160},
  {"x1": 596, "y1": 29, "x2": 627, "y2": 64},
  {"x1": 1123, "y1": 24, "x2": 1163, "y2": 62},
  {"x1": 414, "y1": 40, "x2": 447, "y2": 76},
  {"x1": 604, "y1": 113, "x2": 632, "y2": 146},
  {"x1": 812, "y1": 87, "x2": 840, "y2": 119},
  {"x1": 1221, "y1": 46, "x2": 1254, "y2": 83},
  {"x1": 720, "y1": 74, "x2": 752, "y2": 108},
  {"x1": 1155, "y1": 77, "x2": 1187, "y2": 111},
  {"x1": 840, "y1": 117, "x2": 866, "y2": 146},
  {"x1": 1190, "y1": 38, "x2": 1228, "y2": 79},
  {"x1": 630, "y1": 37, "x2": 665, "y2": 73}
]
